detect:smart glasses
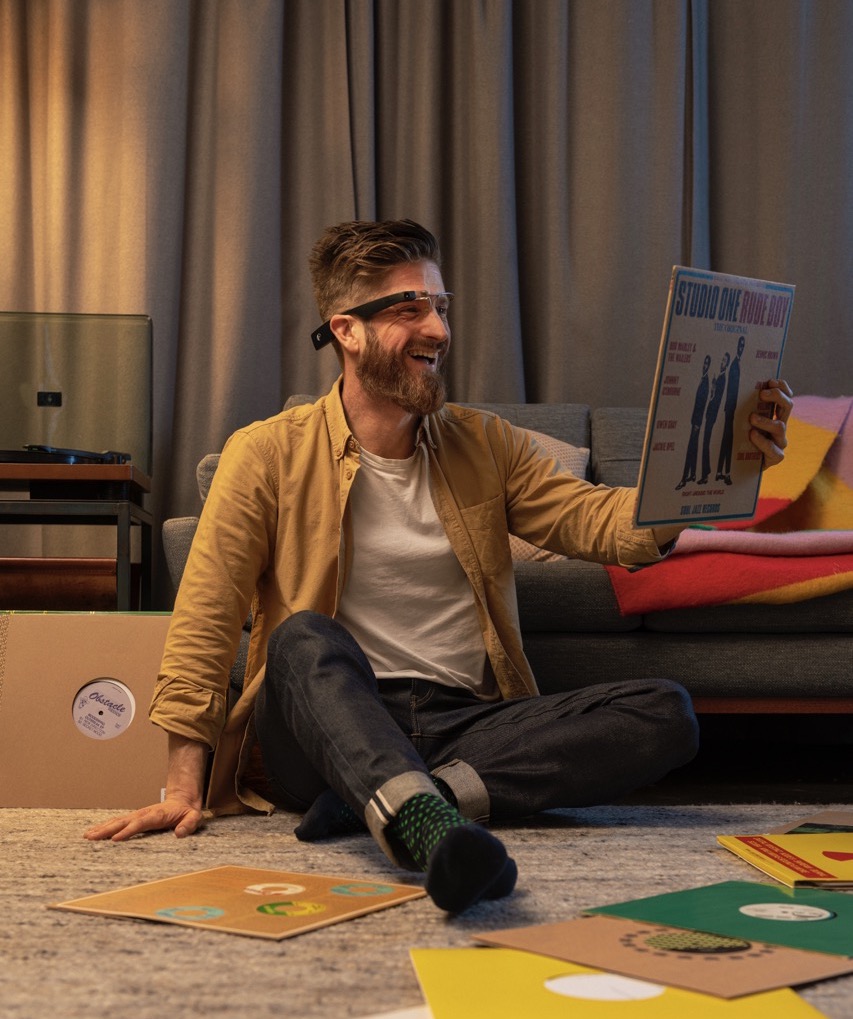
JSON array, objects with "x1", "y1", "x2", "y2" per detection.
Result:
[{"x1": 311, "y1": 291, "x2": 453, "y2": 350}]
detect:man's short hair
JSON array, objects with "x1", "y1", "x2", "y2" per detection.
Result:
[{"x1": 309, "y1": 219, "x2": 441, "y2": 320}]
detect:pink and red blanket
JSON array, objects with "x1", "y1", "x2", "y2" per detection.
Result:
[{"x1": 607, "y1": 395, "x2": 853, "y2": 614}]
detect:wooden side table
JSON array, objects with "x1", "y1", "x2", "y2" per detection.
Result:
[{"x1": 0, "y1": 463, "x2": 152, "y2": 610}]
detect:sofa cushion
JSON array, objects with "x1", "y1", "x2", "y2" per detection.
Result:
[
  {"x1": 196, "y1": 453, "x2": 220, "y2": 502},
  {"x1": 644, "y1": 588, "x2": 853, "y2": 633},
  {"x1": 462, "y1": 402, "x2": 591, "y2": 450},
  {"x1": 162, "y1": 517, "x2": 201, "y2": 588},
  {"x1": 590, "y1": 406, "x2": 646, "y2": 487},
  {"x1": 284, "y1": 393, "x2": 318, "y2": 411},
  {"x1": 523, "y1": 429, "x2": 590, "y2": 480},
  {"x1": 525, "y1": 632, "x2": 853, "y2": 699},
  {"x1": 514, "y1": 560, "x2": 641, "y2": 632}
]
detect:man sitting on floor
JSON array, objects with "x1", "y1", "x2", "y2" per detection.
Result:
[{"x1": 86, "y1": 219, "x2": 793, "y2": 913}]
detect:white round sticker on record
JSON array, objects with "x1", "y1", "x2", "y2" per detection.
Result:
[
  {"x1": 739, "y1": 902, "x2": 836, "y2": 922},
  {"x1": 72, "y1": 678, "x2": 137, "y2": 740}
]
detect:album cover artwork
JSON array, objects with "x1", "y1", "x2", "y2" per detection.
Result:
[
  {"x1": 51, "y1": 865, "x2": 426, "y2": 939},
  {"x1": 635, "y1": 266, "x2": 794, "y2": 527},
  {"x1": 718, "y1": 833, "x2": 853, "y2": 888},
  {"x1": 410, "y1": 948, "x2": 826, "y2": 1018},
  {"x1": 584, "y1": 881, "x2": 853, "y2": 957},
  {"x1": 474, "y1": 915, "x2": 853, "y2": 998},
  {"x1": 769, "y1": 812, "x2": 853, "y2": 836}
]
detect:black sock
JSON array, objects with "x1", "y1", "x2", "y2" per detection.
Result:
[
  {"x1": 294, "y1": 788, "x2": 366, "y2": 842},
  {"x1": 482, "y1": 856, "x2": 518, "y2": 900},
  {"x1": 294, "y1": 774, "x2": 458, "y2": 843},
  {"x1": 389, "y1": 793, "x2": 516, "y2": 913}
]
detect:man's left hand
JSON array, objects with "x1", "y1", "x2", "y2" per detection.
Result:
[{"x1": 751, "y1": 378, "x2": 794, "y2": 470}]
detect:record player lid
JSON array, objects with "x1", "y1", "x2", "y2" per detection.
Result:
[{"x1": 0, "y1": 445, "x2": 131, "y2": 465}]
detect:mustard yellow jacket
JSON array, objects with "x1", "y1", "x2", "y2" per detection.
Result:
[{"x1": 151, "y1": 378, "x2": 664, "y2": 814}]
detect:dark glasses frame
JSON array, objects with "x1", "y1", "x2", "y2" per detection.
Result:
[{"x1": 311, "y1": 291, "x2": 452, "y2": 350}]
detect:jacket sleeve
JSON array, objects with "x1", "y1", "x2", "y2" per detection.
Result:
[
  {"x1": 150, "y1": 428, "x2": 278, "y2": 748},
  {"x1": 501, "y1": 423, "x2": 664, "y2": 568}
]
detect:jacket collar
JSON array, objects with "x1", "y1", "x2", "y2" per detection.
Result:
[{"x1": 324, "y1": 376, "x2": 354, "y2": 461}]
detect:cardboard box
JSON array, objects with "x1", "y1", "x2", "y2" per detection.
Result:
[{"x1": 0, "y1": 612, "x2": 171, "y2": 808}]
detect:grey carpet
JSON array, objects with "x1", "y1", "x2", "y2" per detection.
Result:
[{"x1": 2, "y1": 804, "x2": 853, "y2": 1018}]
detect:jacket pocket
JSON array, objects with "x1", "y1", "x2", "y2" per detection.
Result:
[{"x1": 458, "y1": 494, "x2": 512, "y2": 576}]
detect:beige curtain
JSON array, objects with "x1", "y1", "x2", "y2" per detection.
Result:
[{"x1": 1, "y1": 0, "x2": 851, "y2": 605}]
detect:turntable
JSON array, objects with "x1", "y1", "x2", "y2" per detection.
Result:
[{"x1": 0, "y1": 445, "x2": 131, "y2": 465}]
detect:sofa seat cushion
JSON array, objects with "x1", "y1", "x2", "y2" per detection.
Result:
[
  {"x1": 514, "y1": 560, "x2": 641, "y2": 632},
  {"x1": 644, "y1": 588, "x2": 853, "y2": 633},
  {"x1": 526, "y1": 632, "x2": 853, "y2": 699}
]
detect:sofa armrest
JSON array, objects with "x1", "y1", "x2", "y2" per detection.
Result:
[{"x1": 162, "y1": 516, "x2": 199, "y2": 591}]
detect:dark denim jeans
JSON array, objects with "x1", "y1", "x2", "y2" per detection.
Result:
[{"x1": 254, "y1": 611, "x2": 699, "y2": 863}]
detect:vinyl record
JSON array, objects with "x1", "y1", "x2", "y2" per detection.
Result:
[{"x1": 72, "y1": 678, "x2": 137, "y2": 740}]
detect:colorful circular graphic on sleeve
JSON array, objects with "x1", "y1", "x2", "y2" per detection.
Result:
[
  {"x1": 643, "y1": 931, "x2": 751, "y2": 953},
  {"x1": 243, "y1": 883, "x2": 306, "y2": 896},
  {"x1": 256, "y1": 900, "x2": 326, "y2": 917},
  {"x1": 155, "y1": 905, "x2": 225, "y2": 921},
  {"x1": 330, "y1": 883, "x2": 395, "y2": 897},
  {"x1": 545, "y1": 974, "x2": 665, "y2": 1001},
  {"x1": 739, "y1": 902, "x2": 835, "y2": 922}
]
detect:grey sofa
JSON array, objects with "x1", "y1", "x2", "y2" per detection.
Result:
[{"x1": 163, "y1": 398, "x2": 853, "y2": 716}]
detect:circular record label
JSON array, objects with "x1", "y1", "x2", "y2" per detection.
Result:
[
  {"x1": 72, "y1": 678, "x2": 136, "y2": 740},
  {"x1": 739, "y1": 902, "x2": 835, "y2": 922}
]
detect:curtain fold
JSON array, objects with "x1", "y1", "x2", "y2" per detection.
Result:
[{"x1": 1, "y1": 0, "x2": 851, "y2": 606}]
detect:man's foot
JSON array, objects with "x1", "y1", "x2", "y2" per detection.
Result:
[
  {"x1": 477, "y1": 851, "x2": 518, "y2": 901},
  {"x1": 390, "y1": 792, "x2": 516, "y2": 913},
  {"x1": 425, "y1": 825, "x2": 516, "y2": 913},
  {"x1": 294, "y1": 788, "x2": 366, "y2": 841},
  {"x1": 295, "y1": 774, "x2": 459, "y2": 843}
]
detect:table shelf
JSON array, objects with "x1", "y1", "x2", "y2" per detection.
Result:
[{"x1": 0, "y1": 463, "x2": 152, "y2": 610}]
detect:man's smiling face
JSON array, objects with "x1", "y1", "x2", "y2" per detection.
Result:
[{"x1": 353, "y1": 260, "x2": 451, "y2": 416}]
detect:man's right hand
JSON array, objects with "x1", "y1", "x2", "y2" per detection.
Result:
[
  {"x1": 83, "y1": 732, "x2": 209, "y2": 842},
  {"x1": 84, "y1": 796, "x2": 205, "y2": 842}
]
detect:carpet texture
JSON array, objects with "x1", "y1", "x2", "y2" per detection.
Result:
[{"x1": 2, "y1": 804, "x2": 853, "y2": 1018}]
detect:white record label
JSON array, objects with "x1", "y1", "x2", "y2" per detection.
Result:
[
  {"x1": 72, "y1": 678, "x2": 137, "y2": 740},
  {"x1": 739, "y1": 902, "x2": 836, "y2": 922}
]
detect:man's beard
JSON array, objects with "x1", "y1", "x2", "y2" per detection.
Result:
[{"x1": 356, "y1": 326, "x2": 448, "y2": 416}]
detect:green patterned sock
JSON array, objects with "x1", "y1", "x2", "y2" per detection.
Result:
[
  {"x1": 389, "y1": 792, "x2": 515, "y2": 912},
  {"x1": 388, "y1": 792, "x2": 469, "y2": 870},
  {"x1": 295, "y1": 776, "x2": 457, "y2": 843}
]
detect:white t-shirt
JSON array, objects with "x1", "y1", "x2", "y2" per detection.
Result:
[{"x1": 335, "y1": 443, "x2": 497, "y2": 699}]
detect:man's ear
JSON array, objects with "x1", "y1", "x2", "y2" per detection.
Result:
[{"x1": 330, "y1": 314, "x2": 362, "y2": 356}]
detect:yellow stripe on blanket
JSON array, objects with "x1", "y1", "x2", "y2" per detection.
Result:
[
  {"x1": 758, "y1": 415, "x2": 842, "y2": 503},
  {"x1": 734, "y1": 569, "x2": 853, "y2": 604},
  {"x1": 755, "y1": 396, "x2": 853, "y2": 533}
]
